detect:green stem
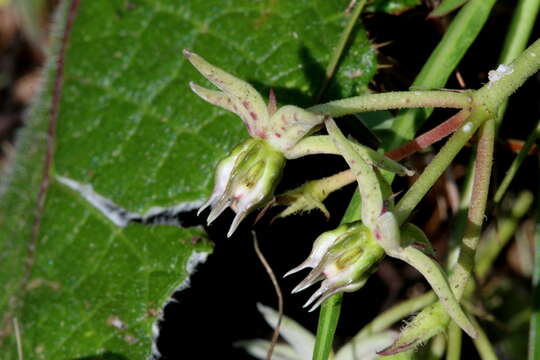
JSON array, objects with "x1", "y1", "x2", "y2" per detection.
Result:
[
  {"x1": 446, "y1": 322, "x2": 463, "y2": 360},
  {"x1": 313, "y1": 294, "x2": 342, "y2": 360},
  {"x1": 530, "y1": 172, "x2": 540, "y2": 360},
  {"x1": 471, "y1": 317, "x2": 498, "y2": 360},
  {"x1": 395, "y1": 35, "x2": 540, "y2": 225},
  {"x1": 493, "y1": 122, "x2": 540, "y2": 204},
  {"x1": 315, "y1": 0, "x2": 367, "y2": 101},
  {"x1": 312, "y1": 192, "x2": 361, "y2": 360},
  {"x1": 496, "y1": 0, "x2": 540, "y2": 129},
  {"x1": 387, "y1": 0, "x2": 496, "y2": 149},
  {"x1": 499, "y1": 0, "x2": 540, "y2": 62},
  {"x1": 446, "y1": 153, "x2": 476, "y2": 269},
  {"x1": 394, "y1": 108, "x2": 489, "y2": 225},
  {"x1": 450, "y1": 119, "x2": 495, "y2": 300},
  {"x1": 476, "y1": 38, "x2": 540, "y2": 111},
  {"x1": 314, "y1": 0, "x2": 508, "y2": 360},
  {"x1": 476, "y1": 190, "x2": 534, "y2": 279},
  {"x1": 355, "y1": 292, "x2": 437, "y2": 339},
  {"x1": 312, "y1": 1, "x2": 497, "y2": 357},
  {"x1": 308, "y1": 90, "x2": 472, "y2": 117},
  {"x1": 429, "y1": 0, "x2": 468, "y2": 18}
]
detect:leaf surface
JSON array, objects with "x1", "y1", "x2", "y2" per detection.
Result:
[{"x1": 0, "y1": 0, "x2": 377, "y2": 358}]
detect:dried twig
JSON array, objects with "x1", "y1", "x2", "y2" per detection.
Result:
[{"x1": 252, "y1": 231, "x2": 283, "y2": 360}]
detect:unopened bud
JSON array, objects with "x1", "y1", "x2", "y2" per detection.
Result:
[
  {"x1": 288, "y1": 222, "x2": 384, "y2": 311},
  {"x1": 199, "y1": 138, "x2": 285, "y2": 237}
]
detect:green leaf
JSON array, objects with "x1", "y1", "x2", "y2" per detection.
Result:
[
  {"x1": 366, "y1": 0, "x2": 422, "y2": 14},
  {"x1": 325, "y1": 23, "x2": 377, "y2": 100},
  {"x1": 0, "y1": 0, "x2": 377, "y2": 358},
  {"x1": 429, "y1": 0, "x2": 468, "y2": 18},
  {"x1": 530, "y1": 186, "x2": 540, "y2": 360}
]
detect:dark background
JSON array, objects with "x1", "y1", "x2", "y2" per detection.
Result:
[{"x1": 1, "y1": 1, "x2": 539, "y2": 359}]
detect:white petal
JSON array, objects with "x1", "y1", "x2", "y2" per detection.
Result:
[{"x1": 257, "y1": 303, "x2": 315, "y2": 360}]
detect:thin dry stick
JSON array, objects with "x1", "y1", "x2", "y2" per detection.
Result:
[{"x1": 252, "y1": 231, "x2": 284, "y2": 360}]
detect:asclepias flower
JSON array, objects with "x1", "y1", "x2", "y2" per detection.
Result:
[
  {"x1": 285, "y1": 221, "x2": 384, "y2": 311},
  {"x1": 184, "y1": 50, "x2": 325, "y2": 236},
  {"x1": 287, "y1": 117, "x2": 478, "y2": 341}
]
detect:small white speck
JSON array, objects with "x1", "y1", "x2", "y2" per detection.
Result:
[
  {"x1": 462, "y1": 122, "x2": 473, "y2": 133},
  {"x1": 292, "y1": 32, "x2": 298, "y2": 39},
  {"x1": 531, "y1": 52, "x2": 537, "y2": 57},
  {"x1": 488, "y1": 64, "x2": 514, "y2": 86},
  {"x1": 108, "y1": 316, "x2": 126, "y2": 330}
]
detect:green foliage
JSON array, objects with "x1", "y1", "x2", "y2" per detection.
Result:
[
  {"x1": 366, "y1": 0, "x2": 421, "y2": 13},
  {"x1": 0, "y1": 0, "x2": 377, "y2": 358},
  {"x1": 429, "y1": 0, "x2": 468, "y2": 18}
]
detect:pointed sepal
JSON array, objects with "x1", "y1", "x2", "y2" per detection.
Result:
[
  {"x1": 184, "y1": 49, "x2": 269, "y2": 138},
  {"x1": 198, "y1": 138, "x2": 285, "y2": 237},
  {"x1": 373, "y1": 214, "x2": 477, "y2": 340},
  {"x1": 325, "y1": 118, "x2": 383, "y2": 228}
]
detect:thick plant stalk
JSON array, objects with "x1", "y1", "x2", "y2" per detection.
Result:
[
  {"x1": 471, "y1": 318, "x2": 498, "y2": 360},
  {"x1": 448, "y1": 119, "x2": 495, "y2": 299},
  {"x1": 446, "y1": 322, "x2": 463, "y2": 360},
  {"x1": 308, "y1": 90, "x2": 471, "y2": 117}
]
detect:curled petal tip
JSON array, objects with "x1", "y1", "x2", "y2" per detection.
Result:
[
  {"x1": 188, "y1": 81, "x2": 208, "y2": 94},
  {"x1": 376, "y1": 339, "x2": 419, "y2": 356},
  {"x1": 303, "y1": 286, "x2": 326, "y2": 309},
  {"x1": 197, "y1": 198, "x2": 214, "y2": 216},
  {"x1": 207, "y1": 199, "x2": 230, "y2": 225},
  {"x1": 196, "y1": 206, "x2": 206, "y2": 217},
  {"x1": 283, "y1": 261, "x2": 311, "y2": 278},
  {"x1": 227, "y1": 212, "x2": 248, "y2": 238},
  {"x1": 307, "y1": 299, "x2": 325, "y2": 313},
  {"x1": 291, "y1": 282, "x2": 309, "y2": 294},
  {"x1": 291, "y1": 272, "x2": 324, "y2": 294}
]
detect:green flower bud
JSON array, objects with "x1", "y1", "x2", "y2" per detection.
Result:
[
  {"x1": 288, "y1": 222, "x2": 385, "y2": 311},
  {"x1": 198, "y1": 138, "x2": 285, "y2": 237}
]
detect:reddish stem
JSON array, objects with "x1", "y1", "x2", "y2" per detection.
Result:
[{"x1": 385, "y1": 109, "x2": 470, "y2": 161}]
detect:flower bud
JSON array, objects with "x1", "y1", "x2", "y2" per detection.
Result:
[
  {"x1": 274, "y1": 179, "x2": 332, "y2": 220},
  {"x1": 198, "y1": 138, "x2": 285, "y2": 237},
  {"x1": 288, "y1": 222, "x2": 385, "y2": 311}
]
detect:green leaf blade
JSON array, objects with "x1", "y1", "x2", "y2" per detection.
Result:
[{"x1": 0, "y1": 0, "x2": 378, "y2": 358}]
